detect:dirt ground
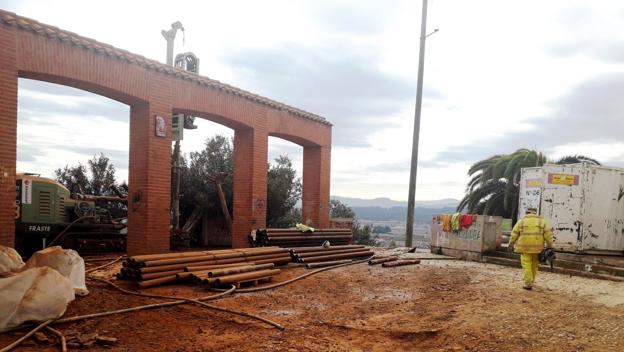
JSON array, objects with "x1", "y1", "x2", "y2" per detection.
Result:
[{"x1": 2, "y1": 251, "x2": 624, "y2": 352}]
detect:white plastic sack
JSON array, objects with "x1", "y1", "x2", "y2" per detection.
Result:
[
  {"x1": 23, "y1": 246, "x2": 89, "y2": 296},
  {"x1": 0, "y1": 267, "x2": 75, "y2": 332},
  {"x1": 0, "y1": 245, "x2": 24, "y2": 276}
]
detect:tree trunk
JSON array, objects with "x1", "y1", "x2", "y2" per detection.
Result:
[{"x1": 214, "y1": 180, "x2": 233, "y2": 235}]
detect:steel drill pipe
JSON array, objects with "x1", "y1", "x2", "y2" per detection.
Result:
[
  {"x1": 213, "y1": 248, "x2": 287, "y2": 260},
  {"x1": 293, "y1": 250, "x2": 369, "y2": 262},
  {"x1": 294, "y1": 248, "x2": 374, "y2": 259},
  {"x1": 176, "y1": 272, "x2": 193, "y2": 280},
  {"x1": 264, "y1": 232, "x2": 351, "y2": 238},
  {"x1": 263, "y1": 239, "x2": 344, "y2": 244},
  {"x1": 215, "y1": 268, "x2": 281, "y2": 285},
  {"x1": 185, "y1": 262, "x2": 256, "y2": 272},
  {"x1": 140, "y1": 259, "x2": 248, "y2": 274},
  {"x1": 381, "y1": 259, "x2": 421, "y2": 267},
  {"x1": 204, "y1": 277, "x2": 219, "y2": 285},
  {"x1": 253, "y1": 256, "x2": 292, "y2": 265},
  {"x1": 120, "y1": 267, "x2": 134, "y2": 277},
  {"x1": 272, "y1": 238, "x2": 351, "y2": 242},
  {"x1": 138, "y1": 275, "x2": 177, "y2": 289},
  {"x1": 140, "y1": 261, "x2": 221, "y2": 273},
  {"x1": 135, "y1": 247, "x2": 283, "y2": 265},
  {"x1": 305, "y1": 259, "x2": 355, "y2": 268},
  {"x1": 130, "y1": 247, "x2": 280, "y2": 263},
  {"x1": 208, "y1": 263, "x2": 275, "y2": 278},
  {"x1": 129, "y1": 251, "x2": 214, "y2": 263},
  {"x1": 368, "y1": 257, "x2": 399, "y2": 265},
  {"x1": 300, "y1": 250, "x2": 374, "y2": 263},
  {"x1": 143, "y1": 255, "x2": 220, "y2": 267},
  {"x1": 263, "y1": 228, "x2": 351, "y2": 233},
  {"x1": 252, "y1": 228, "x2": 353, "y2": 247},
  {"x1": 144, "y1": 249, "x2": 287, "y2": 266},
  {"x1": 140, "y1": 270, "x2": 185, "y2": 280},
  {"x1": 214, "y1": 257, "x2": 257, "y2": 265},
  {"x1": 288, "y1": 245, "x2": 365, "y2": 253},
  {"x1": 134, "y1": 253, "x2": 285, "y2": 276},
  {"x1": 269, "y1": 241, "x2": 350, "y2": 247},
  {"x1": 266, "y1": 235, "x2": 352, "y2": 241},
  {"x1": 262, "y1": 229, "x2": 351, "y2": 236},
  {"x1": 194, "y1": 265, "x2": 255, "y2": 278},
  {"x1": 270, "y1": 237, "x2": 351, "y2": 243},
  {"x1": 144, "y1": 256, "x2": 243, "y2": 268},
  {"x1": 266, "y1": 240, "x2": 348, "y2": 244},
  {"x1": 242, "y1": 252, "x2": 289, "y2": 262}
]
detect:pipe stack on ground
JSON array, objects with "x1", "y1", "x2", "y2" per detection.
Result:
[
  {"x1": 289, "y1": 245, "x2": 373, "y2": 264},
  {"x1": 251, "y1": 228, "x2": 353, "y2": 247},
  {"x1": 117, "y1": 247, "x2": 291, "y2": 288}
]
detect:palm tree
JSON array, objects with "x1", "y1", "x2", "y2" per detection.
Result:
[
  {"x1": 457, "y1": 149, "x2": 600, "y2": 222},
  {"x1": 556, "y1": 155, "x2": 601, "y2": 165}
]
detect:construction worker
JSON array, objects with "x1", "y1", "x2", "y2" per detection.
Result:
[{"x1": 508, "y1": 207, "x2": 554, "y2": 290}]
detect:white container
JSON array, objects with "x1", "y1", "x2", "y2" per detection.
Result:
[{"x1": 518, "y1": 163, "x2": 624, "y2": 254}]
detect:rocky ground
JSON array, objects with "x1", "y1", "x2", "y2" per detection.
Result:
[{"x1": 2, "y1": 249, "x2": 623, "y2": 351}]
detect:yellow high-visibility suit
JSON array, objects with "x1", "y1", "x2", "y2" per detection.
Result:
[{"x1": 509, "y1": 213, "x2": 554, "y2": 288}]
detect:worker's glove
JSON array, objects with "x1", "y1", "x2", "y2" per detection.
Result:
[{"x1": 507, "y1": 243, "x2": 515, "y2": 253}]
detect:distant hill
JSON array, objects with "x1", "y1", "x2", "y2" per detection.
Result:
[
  {"x1": 332, "y1": 196, "x2": 459, "y2": 209},
  {"x1": 350, "y1": 206, "x2": 456, "y2": 223}
]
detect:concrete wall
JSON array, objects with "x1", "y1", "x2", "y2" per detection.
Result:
[{"x1": 430, "y1": 215, "x2": 503, "y2": 259}]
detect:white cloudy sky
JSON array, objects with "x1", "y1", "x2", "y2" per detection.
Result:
[{"x1": 3, "y1": 0, "x2": 624, "y2": 201}]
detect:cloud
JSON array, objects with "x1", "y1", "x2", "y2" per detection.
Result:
[
  {"x1": 16, "y1": 144, "x2": 39, "y2": 162},
  {"x1": 301, "y1": 0, "x2": 404, "y2": 35},
  {"x1": 220, "y1": 43, "x2": 442, "y2": 147},
  {"x1": 16, "y1": 79, "x2": 131, "y2": 181},
  {"x1": 429, "y1": 73, "x2": 624, "y2": 166},
  {"x1": 18, "y1": 79, "x2": 129, "y2": 123},
  {"x1": 268, "y1": 140, "x2": 302, "y2": 161},
  {"x1": 547, "y1": 3, "x2": 624, "y2": 63},
  {"x1": 364, "y1": 161, "x2": 410, "y2": 173},
  {"x1": 53, "y1": 146, "x2": 129, "y2": 169}
]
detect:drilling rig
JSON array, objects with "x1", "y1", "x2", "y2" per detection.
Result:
[
  {"x1": 162, "y1": 21, "x2": 200, "y2": 247},
  {"x1": 14, "y1": 173, "x2": 127, "y2": 256}
]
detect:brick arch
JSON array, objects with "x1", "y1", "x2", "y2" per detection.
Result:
[
  {"x1": 266, "y1": 132, "x2": 331, "y2": 229},
  {"x1": 0, "y1": 10, "x2": 332, "y2": 254},
  {"x1": 19, "y1": 72, "x2": 146, "y2": 107}
]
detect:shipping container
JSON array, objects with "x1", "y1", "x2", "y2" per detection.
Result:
[
  {"x1": 518, "y1": 167, "x2": 544, "y2": 219},
  {"x1": 518, "y1": 163, "x2": 624, "y2": 254}
]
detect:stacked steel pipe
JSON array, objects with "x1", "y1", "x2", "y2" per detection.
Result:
[
  {"x1": 118, "y1": 247, "x2": 290, "y2": 288},
  {"x1": 289, "y1": 245, "x2": 373, "y2": 264},
  {"x1": 251, "y1": 228, "x2": 353, "y2": 247}
]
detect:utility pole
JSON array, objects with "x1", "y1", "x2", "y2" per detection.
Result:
[{"x1": 405, "y1": 0, "x2": 434, "y2": 247}]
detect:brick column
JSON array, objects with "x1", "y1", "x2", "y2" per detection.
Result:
[
  {"x1": 127, "y1": 98, "x2": 172, "y2": 255},
  {"x1": 302, "y1": 145, "x2": 331, "y2": 228},
  {"x1": 232, "y1": 128, "x2": 268, "y2": 248},
  {"x1": 0, "y1": 24, "x2": 17, "y2": 247}
]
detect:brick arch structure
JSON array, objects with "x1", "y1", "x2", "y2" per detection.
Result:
[{"x1": 0, "y1": 10, "x2": 331, "y2": 254}]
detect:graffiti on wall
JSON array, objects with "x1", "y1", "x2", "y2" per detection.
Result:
[{"x1": 455, "y1": 221, "x2": 482, "y2": 241}]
